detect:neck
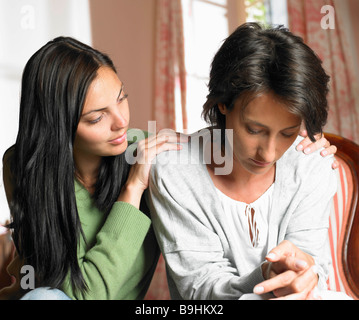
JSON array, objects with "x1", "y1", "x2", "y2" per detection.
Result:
[
  {"x1": 73, "y1": 151, "x2": 102, "y2": 193},
  {"x1": 206, "y1": 143, "x2": 275, "y2": 203}
]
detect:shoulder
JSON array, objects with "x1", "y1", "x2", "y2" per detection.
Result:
[
  {"x1": 283, "y1": 136, "x2": 333, "y2": 166},
  {"x1": 279, "y1": 136, "x2": 336, "y2": 186},
  {"x1": 150, "y1": 128, "x2": 211, "y2": 179}
]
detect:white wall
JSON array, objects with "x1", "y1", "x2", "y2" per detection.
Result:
[{"x1": 0, "y1": 0, "x2": 92, "y2": 223}]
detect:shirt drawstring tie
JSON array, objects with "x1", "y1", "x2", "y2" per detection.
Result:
[{"x1": 245, "y1": 205, "x2": 260, "y2": 248}]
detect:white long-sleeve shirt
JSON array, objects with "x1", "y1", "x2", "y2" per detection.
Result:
[{"x1": 147, "y1": 130, "x2": 337, "y2": 300}]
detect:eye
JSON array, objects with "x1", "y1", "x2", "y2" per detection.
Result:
[
  {"x1": 246, "y1": 126, "x2": 261, "y2": 135},
  {"x1": 281, "y1": 132, "x2": 295, "y2": 138},
  {"x1": 118, "y1": 93, "x2": 128, "y2": 104},
  {"x1": 89, "y1": 114, "x2": 104, "y2": 124}
]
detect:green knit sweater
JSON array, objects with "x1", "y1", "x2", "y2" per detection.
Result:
[
  {"x1": 61, "y1": 180, "x2": 159, "y2": 300},
  {"x1": 1, "y1": 129, "x2": 159, "y2": 300}
]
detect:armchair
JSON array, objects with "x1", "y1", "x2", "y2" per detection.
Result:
[{"x1": 326, "y1": 133, "x2": 359, "y2": 299}]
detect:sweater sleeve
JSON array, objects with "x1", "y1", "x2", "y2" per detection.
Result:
[
  {"x1": 147, "y1": 151, "x2": 264, "y2": 300},
  {"x1": 285, "y1": 155, "x2": 337, "y2": 289},
  {"x1": 62, "y1": 201, "x2": 152, "y2": 300}
]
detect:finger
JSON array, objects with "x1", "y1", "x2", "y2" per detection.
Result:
[
  {"x1": 302, "y1": 139, "x2": 326, "y2": 154},
  {"x1": 145, "y1": 133, "x2": 188, "y2": 149},
  {"x1": 297, "y1": 133, "x2": 329, "y2": 154},
  {"x1": 135, "y1": 138, "x2": 182, "y2": 165},
  {"x1": 142, "y1": 141, "x2": 182, "y2": 164},
  {"x1": 265, "y1": 240, "x2": 295, "y2": 263},
  {"x1": 276, "y1": 255, "x2": 308, "y2": 272},
  {"x1": 296, "y1": 136, "x2": 310, "y2": 152},
  {"x1": 265, "y1": 256, "x2": 307, "y2": 277},
  {"x1": 272, "y1": 266, "x2": 317, "y2": 298},
  {"x1": 331, "y1": 159, "x2": 339, "y2": 170},
  {"x1": 155, "y1": 130, "x2": 189, "y2": 143},
  {"x1": 142, "y1": 134, "x2": 169, "y2": 148},
  {"x1": 320, "y1": 145, "x2": 337, "y2": 157},
  {"x1": 153, "y1": 141, "x2": 183, "y2": 155},
  {"x1": 298, "y1": 129, "x2": 308, "y2": 137},
  {"x1": 254, "y1": 270, "x2": 297, "y2": 295}
]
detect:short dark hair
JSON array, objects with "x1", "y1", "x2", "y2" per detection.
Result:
[{"x1": 202, "y1": 22, "x2": 330, "y2": 141}]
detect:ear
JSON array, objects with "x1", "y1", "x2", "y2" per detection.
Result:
[{"x1": 218, "y1": 103, "x2": 227, "y2": 115}]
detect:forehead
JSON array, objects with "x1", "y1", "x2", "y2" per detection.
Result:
[
  {"x1": 82, "y1": 67, "x2": 122, "y2": 113},
  {"x1": 239, "y1": 92, "x2": 301, "y2": 126}
]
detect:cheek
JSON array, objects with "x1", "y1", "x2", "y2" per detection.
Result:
[
  {"x1": 232, "y1": 131, "x2": 256, "y2": 158},
  {"x1": 277, "y1": 137, "x2": 298, "y2": 156},
  {"x1": 75, "y1": 125, "x2": 108, "y2": 150}
]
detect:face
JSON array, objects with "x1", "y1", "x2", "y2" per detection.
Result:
[
  {"x1": 74, "y1": 67, "x2": 130, "y2": 160},
  {"x1": 219, "y1": 92, "x2": 302, "y2": 175}
]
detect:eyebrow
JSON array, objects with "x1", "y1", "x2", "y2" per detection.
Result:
[
  {"x1": 81, "y1": 85, "x2": 124, "y2": 117},
  {"x1": 245, "y1": 119, "x2": 301, "y2": 131}
]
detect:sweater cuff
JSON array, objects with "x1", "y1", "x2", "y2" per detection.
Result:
[{"x1": 101, "y1": 201, "x2": 151, "y2": 240}]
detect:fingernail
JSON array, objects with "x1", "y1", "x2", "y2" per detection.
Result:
[
  {"x1": 253, "y1": 286, "x2": 264, "y2": 294},
  {"x1": 266, "y1": 253, "x2": 276, "y2": 260},
  {"x1": 296, "y1": 144, "x2": 303, "y2": 151},
  {"x1": 304, "y1": 147, "x2": 311, "y2": 154},
  {"x1": 295, "y1": 259, "x2": 307, "y2": 269},
  {"x1": 321, "y1": 150, "x2": 328, "y2": 156}
]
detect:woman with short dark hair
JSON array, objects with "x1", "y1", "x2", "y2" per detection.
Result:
[{"x1": 148, "y1": 23, "x2": 341, "y2": 300}]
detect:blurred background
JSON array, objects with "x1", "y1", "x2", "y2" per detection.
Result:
[{"x1": 0, "y1": 0, "x2": 358, "y2": 225}]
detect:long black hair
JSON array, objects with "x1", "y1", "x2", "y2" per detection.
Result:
[
  {"x1": 8, "y1": 37, "x2": 130, "y2": 293},
  {"x1": 202, "y1": 22, "x2": 330, "y2": 141}
]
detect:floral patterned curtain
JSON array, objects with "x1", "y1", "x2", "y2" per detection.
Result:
[
  {"x1": 145, "y1": 0, "x2": 187, "y2": 300},
  {"x1": 154, "y1": 0, "x2": 187, "y2": 131},
  {"x1": 287, "y1": 0, "x2": 359, "y2": 143}
]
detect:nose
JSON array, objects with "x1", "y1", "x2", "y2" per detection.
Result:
[
  {"x1": 258, "y1": 137, "x2": 276, "y2": 163},
  {"x1": 111, "y1": 109, "x2": 128, "y2": 131}
]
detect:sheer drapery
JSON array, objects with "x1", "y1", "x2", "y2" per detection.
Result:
[
  {"x1": 287, "y1": 0, "x2": 359, "y2": 143},
  {"x1": 145, "y1": 0, "x2": 187, "y2": 300},
  {"x1": 154, "y1": 0, "x2": 187, "y2": 131}
]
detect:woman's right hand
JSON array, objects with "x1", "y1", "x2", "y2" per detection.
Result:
[
  {"x1": 118, "y1": 130, "x2": 188, "y2": 208},
  {"x1": 253, "y1": 240, "x2": 319, "y2": 300}
]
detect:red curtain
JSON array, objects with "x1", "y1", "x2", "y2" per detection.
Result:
[
  {"x1": 287, "y1": 0, "x2": 359, "y2": 143},
  {"x1": 154, "y1": 0, "x2": 187, "y2": 131}
]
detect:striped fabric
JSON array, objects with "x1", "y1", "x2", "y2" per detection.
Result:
[{"x1": 327, "y1": 157, "x2": 354, "y2": 297}]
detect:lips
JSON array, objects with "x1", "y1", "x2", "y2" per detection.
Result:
[
  {"x1": 250, "y1": 158, "x2": 272, "y2": 167},
  {"x1": 109, "y1": 132, "x2": 127, "y2": 145}
]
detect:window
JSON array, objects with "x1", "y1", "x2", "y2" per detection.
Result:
[
  {"x1": 0, "y1": 0, "x2": 92, "y2": 224},
  {"x1": 247, "y1": 0, "x2": 288, "y2": 26},
  {"x1": 176, "y1": 0, "x2": 229, "y2": 133},
  {"x1": 177, "y1": 0, "x2": 288, "y2": 133}
]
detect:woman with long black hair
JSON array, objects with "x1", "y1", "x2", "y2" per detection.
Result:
[{"x1": 0, "y1": 37, "x2": 182, "y2": 300}]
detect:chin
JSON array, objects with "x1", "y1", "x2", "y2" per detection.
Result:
[
  {"x1": 107, "y1": 141, "x2": 128, "y2": 156},
  {"x1": 245, "y1": 163, "x2": 274, "y2": 176}
]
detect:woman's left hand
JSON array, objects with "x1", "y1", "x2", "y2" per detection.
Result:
[
  {"x1": 296, "y1": 130, "x2": 338, "y2": 169},
  {"x1": 118, "y1": 130, "x2": 188, "y2": 208},
  {"x1": 253, "y1": 240, "x2": 319, "y2": 300}
]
